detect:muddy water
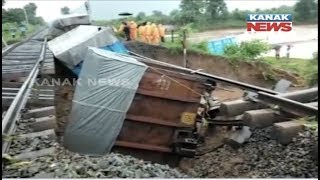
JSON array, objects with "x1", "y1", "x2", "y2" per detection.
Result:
[{"x1": 189, "y1": 24, "x2": 318, "y2": 59}]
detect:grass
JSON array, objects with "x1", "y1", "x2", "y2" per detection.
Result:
[
  {"x1": 163, "y1": 40, "x2": 211, "y2": 55},
  {"x1": 263, "y1": 57, "x2": 318, "y2": 86},
  {"x1": 162, "y1": 41, "x2": 183, "y2": 54},
  {"x1": 2, "y1": 24, "x2": 41, "y2": 46},
  {"x1": 297, "y1": 116, "x2": 318, "y2": 132}
]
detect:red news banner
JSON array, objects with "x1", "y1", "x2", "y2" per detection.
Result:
[{"x1": 246, "y1": 14, "x2": 292, "y2": 32}]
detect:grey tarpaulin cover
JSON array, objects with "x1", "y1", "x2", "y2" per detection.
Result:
[
  {"x1": 48, "y1": 25, "x2": 118, "y2": 69},
  {"x1": 63, "y1": 47, "x2": 148, "y2": 155}
]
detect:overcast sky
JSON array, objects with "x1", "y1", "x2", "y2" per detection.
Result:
[{"x1": 4, "y1": 0, "x2": 299, "y2": 22}]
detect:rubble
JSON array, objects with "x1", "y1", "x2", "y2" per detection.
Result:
[{"x1": 224, "y1": 126, "x2": 252, "y2": 148}]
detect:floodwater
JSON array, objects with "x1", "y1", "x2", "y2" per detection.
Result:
[
  {"x1": 236, "y1": 28, "x2": 318, "y2": 59},
  {"x1": 263, "y1": 40, "x2": 318, "y2": 59},
  {"x1": 189, "y1": 25, "x2": 318, "y2": 59}
]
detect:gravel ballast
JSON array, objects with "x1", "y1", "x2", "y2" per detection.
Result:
[
  {"x1": 2, "y1": 146, "x2": 188, "y2": 178},
  {"x1": 3, "y1": 127, "x2": 318, "y2": 178},
  {"x1": 180, "y1": 127, "x2": 318, "y2": 178}
]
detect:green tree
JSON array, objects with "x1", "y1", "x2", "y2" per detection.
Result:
[
  {"x1": 2, "y1": 0, "x2": 5, "y2": 6},
  {"x1": 24, "y1": 3, "x2": 37, "y2": 17},
  {"x1": 205, "y1": 0, "x2": 228, "y2": 19},
  {"x1": 230, "y1": 8, "x2": 249, "y2": 21},
  {"x1": 169, "y1": 9, "x2": 182, "y2": 24},
  {"x1": 275, "y1": 5, "x2": 294, "y2": 14},
  {"x1": 180, "y1": 0, "x2": 206, "y2": 24},
  {"x1": 2, "y1": 8, "x2": 25, "y2": 24},
  {"x1": 136, "y1": 12, "x2": 146, "y2": 21},
  {"x1": 33, "y1": 16, "x2": 45, "y2": 25},
  {"x1": 152, "y1": 10, "x2": 163, "y2": 17},
  {"x1": 23, "y1": 3, "x2": 38, "y2": 25},
  {"x1": 61, "y1": 6, "x2": 70, "y2": 15},
  {"x1": 294, "y1": 0, "x2": 317, "y2": 21}
]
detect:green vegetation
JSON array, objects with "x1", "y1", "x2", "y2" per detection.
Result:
[
  {"x1": 61, "y1": 6, "x2": 70, "y2": 15},
  {"x1": 297, "y1": 116, "x2": 318, "y2": 131},
  {"x1": 163, "y1": 41, "x2": 210, "y2": 55},
  {"x1": 163, "y1": 24, "x2": 210, "y2": 55},
  {"x1": 224, "y1": 40, "x2": 271, "y2": 60},
  {"x1": 2, "y1": 23, "x2": 42, "y2": 45},
  {"x1": 93, "y1": 0, "x2": 317, "y2": 32},
  {"x1": 163, "y1": 41, "x2": 183, "y2": 54},
  {"x1": 2, "y1": 0, "x2": 45, "y2": 46},
  {"x1": 2, "y1": 3, "x2": 45, "y2": 25},
  {"x1": 264, "y1": 55, "x2": 318, "y2": 86}
]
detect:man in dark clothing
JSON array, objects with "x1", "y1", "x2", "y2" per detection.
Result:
[
  {"x1": 122, "y1": 22, "x2": 131, "y2": 41},
  {"x1": 286, "y1": 45, "x2": 292, "y2": 58}
]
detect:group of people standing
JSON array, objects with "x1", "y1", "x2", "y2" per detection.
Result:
[{"x1": 118, "y1": 21, "x2": 166, "y2": 45}]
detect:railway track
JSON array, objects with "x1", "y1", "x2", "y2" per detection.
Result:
[
  {"x1": 2, "y1": 26, "x2": 318, "y2": 178},
  {"x1": 2, "y1": 29, "x2": 56, "y2": 170}
]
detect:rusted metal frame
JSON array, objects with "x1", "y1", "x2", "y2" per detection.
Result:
[
  {"x1": 126, "y1": 54, "x2": 210, "y2": 82},
  {"x1": 136, "y1": 89, "x2": 200, "y2": 103},
  {"x1": 257, "y1": 91, "x2": 318, "y2": 117},
  {"x1": 208, "y1": 120, "x2": 244, "y2": 126},
  {"x1": 126, "y1": 114, "x2": 191, "y2": 128},
  {"x1": 115, "y1": 140, "x2": 172, "y2": 153},
  {"x1": 146, "y1": 65, "x2": 206, "y2": 82},
  {"x1": 128, "y1": 51, "x2": 278, "y2": 95},
  {"x1": 2, "y1": 38, "x2": 47, "y2": 154}
]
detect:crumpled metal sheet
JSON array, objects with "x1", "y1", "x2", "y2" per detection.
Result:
[{"x1": 48, "y1": 25, "x2": 118, "y2": 69}]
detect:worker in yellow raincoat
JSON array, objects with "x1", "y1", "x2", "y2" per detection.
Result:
[
  {"x1": 151, "y1": 23, "x2": 160, "y2": 45},
  {"x1": 129, "y1": 21, "x2": 138, "y2": 41},
  {"x1": 158, "y1": 24, "x2": 166, "y2": 43},
  {"x1": 138, "y1": 22, "x2": 147, "y2": 42},
  {"x1": 145, "y1": 22, "x2": 152, "y2": 44}
]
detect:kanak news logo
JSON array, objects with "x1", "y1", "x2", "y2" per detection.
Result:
[{"x1": 246, "y1": 14, "x2": 292, "y2": 32}]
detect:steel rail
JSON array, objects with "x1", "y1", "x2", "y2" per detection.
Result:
[
  {"x1": 2, "y1": 42, "x2": 24, "y2": 57},
  {"x1": 258, "y1": 91, "x2": 318, "y2": 117},
  {"x1": 2, "y1": 27, "x2": 46, "y2": 57},
  {"x1": 2, "y1": 37, "x2": 47, "y2": 154},
  {"x1": 127, "y1": 51, "x2": 278, "y2": 95}
]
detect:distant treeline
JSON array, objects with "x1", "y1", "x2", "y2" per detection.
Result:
[
  {"x1": 94, "y1": 0, "x2": 318, "y2": 31},
  {"x1": 2, "y1": 1, "x2": 45, "y2": 26}
]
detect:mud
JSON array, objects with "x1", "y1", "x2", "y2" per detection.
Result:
[{"x1": 53, "y1": 59, "x2": 76, "y2": 138}]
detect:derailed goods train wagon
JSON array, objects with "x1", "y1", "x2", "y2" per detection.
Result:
[
  {"x1": 48, "y1": 25, "x2": 214, "y2": 165},
  {"x1": 47, "y1": 14, "x2": 91, "y2": 40}
]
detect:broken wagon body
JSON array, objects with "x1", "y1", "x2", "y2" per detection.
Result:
[
  {"x1": 61, "y1": 48, "x2": 208, "y2": 158},
  {"x1": 48, "y1": 27, "x2": 210, "y2": 162}
]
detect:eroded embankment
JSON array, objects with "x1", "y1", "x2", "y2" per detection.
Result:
[{"x1": 125, "y1": 42, "x2": 304, "y2": 88}]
